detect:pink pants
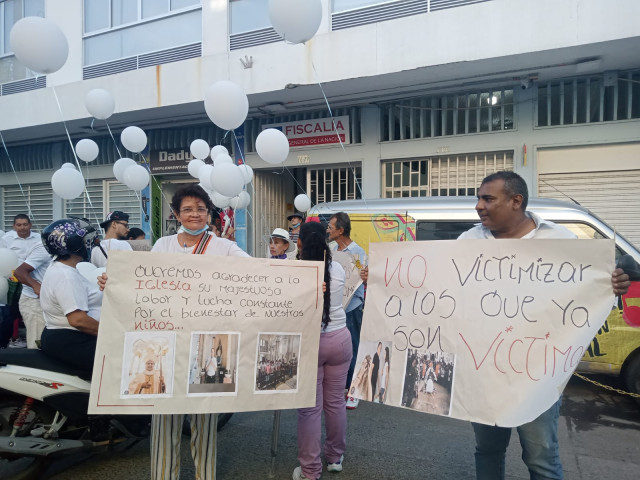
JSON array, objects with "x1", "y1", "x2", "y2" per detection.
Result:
[{"x1": 297, "y1": 327, "x2": 352, "y2": 479}]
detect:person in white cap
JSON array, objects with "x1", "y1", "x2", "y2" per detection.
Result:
[{"x1": 268, "y1": 228, "x2": 296, "y2": 259}]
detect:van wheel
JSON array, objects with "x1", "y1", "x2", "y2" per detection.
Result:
[{"x1": 624, "y1": 352, "x2": 640, "y2": 404}]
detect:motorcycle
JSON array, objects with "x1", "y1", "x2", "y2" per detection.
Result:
[{"x1": 0, "y1": 348, "x2": 149, "y2": 480}]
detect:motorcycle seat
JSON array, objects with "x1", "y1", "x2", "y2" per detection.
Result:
[{"x1": 0, "y1": 349, "x2": 92, "y2": 381}]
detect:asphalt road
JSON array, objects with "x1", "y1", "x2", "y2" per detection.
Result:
[{"x1": 4, "y1": 375, "x2": 640, "y2": 480}]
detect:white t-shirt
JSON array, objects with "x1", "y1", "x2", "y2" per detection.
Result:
[
  {"x1": 0, "y1": 230, "x2": 41, "y2": 263},
  {"x1": 457, "y1": 211, "x2": 576, "y2": 240},
  {"x1": 151, "y1": 233, "x2": 249, "y2": 258},
  {"x1": 323, "y1": 261, "x2": 347, "y2": 333},
  {"x1": 91, "y1": 238, "x2": 133, "y2": 268},
  {"x1": 20, "y1": 242, "x2": 52, "y2": 298},
  {"x1": 40, "y1": 261, "x2": 103, "y2": 330}
]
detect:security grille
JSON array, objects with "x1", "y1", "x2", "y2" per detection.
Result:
[
  {"x1": 2, "y1": 183, "x2": 53, "y2": 232},
  {"x1": 107, "y1": 181, "x2": 142, "y2": 229},
  {"x1": 0, "y1": 76, "x2": 46, "y2": 96},
  {"x1": 230, "y1": 27, "x2": 281, "y2": 50},
  {"x1": 382, "y1": 150, "x2": 513, "y2": 198},
  {"x1": 380, "y1": 89, "x2": 514, "y2": 141},
  {"x1": 308, "y1": 166, "x2": 362, "y2": 205},
  {"x1": 537, "y1": 70, "x2": 640, "y2": 126}
]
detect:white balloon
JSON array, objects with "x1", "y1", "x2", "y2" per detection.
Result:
[
  {"x1": 256, "y1": 128, "x2": 290, "y2": 164},
  {"x1": 204, "y1": 81, "x2": 249, "y2": 131},
  {"x1": 123, "y1": 164, "x2": 150, "y2": 191},
  {"x1": 190, "y1": 139, "x2": 210, "y2": 160},
  {"x1": 85, "y1": 88, "x2": 115, "y2": 120},
  {"x1": 188, "y1": 159, "x2": 205, "y2": 179},
  {"x1": 294, "y1": 194, "x2": 312, "y2": 212},
  {"x1": 113, "y1": 158, "x2": 137, "y2": 183},
  {"x1": 198, "y1": 164, "x2": 215, "y2": 191},
  {"x1": 121, "y1": 126, "x2": 147, "y2": 153},
  {"x1": 0, "y1": 276, "x2": 8, "y2": 303},
  {"x1": 211, "y1": 191, "x2": 231, "y2": 209},
  {"x1": 268, "y1": 0, "x2": 322, "y2": 44},
  {"x1": 213, "y1": 153, "x2": 233, "y2": 167},
  {"x1": 76, "y1": 262, "x2": 98, "y2": 283},
  {"x1": 61, "y1": 162, "x2": 76, "y2": 169},
  {"x1": 238, "y1": 164, "x2": 254, "y2": 185},
  {"x1": 210, "y1": 145, "x2": 228, "y2": 159},
  {"x1": 211, "y1": 163, "x2": 244, "y2": 198},
  {"x1": 51, "y1": 168, "x2": 85, "y2": 200},
  {"x1": 95, "y1": 267, "x2": 106, "y2": 278},
  {"x1": 229, "y1": 191, "x2": 251, "y2": 210},
  {"x1": 0, "y1": 248, "x2": 19, "y2": 278},
  {"x1": 76, "y1": 139, "x2": 99, "y2": 163},
  {"x1": 10, "y1": 17, "x2": 69, "y2": 74}
]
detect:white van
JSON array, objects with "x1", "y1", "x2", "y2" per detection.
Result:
[{"x1": 308, "y1": 197, "x2": 640, "y2": 397}]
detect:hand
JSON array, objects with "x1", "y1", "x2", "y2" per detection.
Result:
[
  {"x1": 322, "y1": 281, "x2": 327, "y2": 293},
  {"x1": 97, "y1": 273, "x2": 108, "y2": 291},
  {"x1": 611, "y1": 268, "x2": 630, "y2": 296},
  {"x1": 360, "y1": 266, "x2": 368, "y2": 284},
  {"x1": 142, "y1": 382, "x2": 152, "y2": 389},
  {"x1": 33, "y1": 283, "x2": 41, "y2": 297}
]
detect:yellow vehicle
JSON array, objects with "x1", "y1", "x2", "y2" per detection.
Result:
[{"x1": 308, "y1": 197, "x2": 640, "y2": 397}]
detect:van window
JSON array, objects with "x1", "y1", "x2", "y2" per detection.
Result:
[
  {"x1": 557, "y1": 222, "x2": 626, "y2": 259},
  {"x1": 416, "y1": 221, "x2": 476, "y2": 241}
]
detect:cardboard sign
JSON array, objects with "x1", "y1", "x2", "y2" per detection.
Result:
[
  {"x1": 332, "y1": 251, "x2": 365, "y2": 309},
  {"x1": 351, "y1": 239, "x2": 615, "y2": 427},
  {"x1": 89, "y1": 251, "x2": 323, "y2": 414}
]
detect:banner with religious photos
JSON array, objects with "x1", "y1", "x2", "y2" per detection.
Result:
[
  {"x1": 350, "y1": 239, "x2": 616, "y2": 427},
  {"x1": 89, "y1": 251, "x2": 324, "y2": 414},
  {"x1": 332, "y1": 251, "x2": 366, "y2": 309}
]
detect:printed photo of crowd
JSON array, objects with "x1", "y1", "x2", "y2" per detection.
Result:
[
  {"x1": 255, "y1": 333, "x2": 300, "y2": 392},
  {"x1": 402, "y1": 348, "x2": 455, "y2": 416}
]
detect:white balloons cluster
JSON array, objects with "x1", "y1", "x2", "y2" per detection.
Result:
[
  {"x1": 211, "y1": 163, "x2": 244, "y2": 198},
  {"x1": 190, "y1": 139, "x2": 210, "y2": 160},
  {"x1": 121, "y1": 126, "x2": 147, "y2": 153},
  {"x1": 198, "y1": 164, "x2": 215, "y2": 190},
  {"x1": 210, "y1": 191, "x2": 231, "y2": 209},
  {"x1": 268, "y1": 0, "x2": 322, "y2": 45},
  {"x1": 10, "y1": 17, "x2": 69, "y2": 74},
  {"x1": 256, "y1": 128, "x2": 290, "y2": 164},
  {"x1": 238, "y1": 164, "x2": 254, "y2": 184},
  {"x1": 76, "y1": 139, "x2": 99, "y2": 163},
  {"x1": 188, "y1": 159, "x2": 205, "y2": 179},
  {"x1": 85, "y1": 89, "x2": 115, "y2": 120},
  {"x1": 229, "y1": 191, "x2": 251, "y2": 210},
  {"x1": 113, "y1": 158, "x2": 136, "y2": 183},
  {"x1": 52, "y1": 166, "x2": 85, "y2": 200},
  {"x1": 294, "y1": 194, "x2": 312, "y2": 212},
  {"x1": 0, "y1": 248, "x2": 19, "y2": 278},
  {"x1": 210, "y1": 145, "x2": 228, "y2": 159},
  {"x1": 213, "y1": 153, "x2": 233, "y2": 167},
  {"x1": 204, "y1": 81, "x2": 248, "y2": 131},
  {"x1": 123, "y1": 164, "x2": 150, "y2": 191}
]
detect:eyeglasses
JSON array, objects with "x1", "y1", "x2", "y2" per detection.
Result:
[
  {"x1": 180, "y1": 208, "x2": 209, "y2": 216},
  {"x1": 114, "y1": 221, "x2": 129, "y2": 228}
]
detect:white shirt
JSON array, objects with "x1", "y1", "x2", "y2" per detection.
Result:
[
  {"x1": 0, "y1": 230, "x2": 41, "y2": 263},
  {"x1": 20, "y1": 242, "x2": 52, "y2": 298},
  {"x1": 457, "y1": 211, "x2": 577, "y2": 240},
  {"x1": 332, "y1": 240, "x2": 366, "y2": 312},
  {"x1": 91, "y1": 238, "x2": 133, "y2": 268},
  {"x1": 151, "y1": 233, "x2": 249, "y2": 257},
  {"x1": 323, "y1": 261, "x2": 348, "y2": 333},
  {"x1": 40, "y1": 261, "x2": 103, "y2": 330}
]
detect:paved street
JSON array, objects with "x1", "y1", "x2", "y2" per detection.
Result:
[{"x1": 22, "y1": 375, "x2": 637, "y2": 480}]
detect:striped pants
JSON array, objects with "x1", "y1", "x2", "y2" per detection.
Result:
[{"x1": 151, "y1": 413, "x2": 218, "y2": 480}]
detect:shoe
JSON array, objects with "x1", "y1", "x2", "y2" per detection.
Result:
[
  {"x1": 292, "y1": 466, "x2": 320, "y2": 480},
  {"x1": 8, "y1": 338, "x2": 27, "y2": 349},
  {"x1": 327, "y1": 455, "x2": 344, "y2": 473},
  {"x1": 346, "y1": 397, "x2": 359, "y2": 409}
]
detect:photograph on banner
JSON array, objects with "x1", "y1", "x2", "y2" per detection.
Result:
[
  {"x1": 401, "y1": 349, "x2": 455, "y2": 416},
  {"x1": 331, "y1": 250, "x2": 366, "y2": 309},
  {"x1": 187, "y1": 332, "x2": 240, "y2": 396},
  {"x1": 255, "y1": 333, "x2": 301, "y2": 393},
  {"x1": 121, "y1": 331, "x2": 175, "y2": 398},
  {"x1": 348, "y1": 340, "x2": 392, "y2": 404}
]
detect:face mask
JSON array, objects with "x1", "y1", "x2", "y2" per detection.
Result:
[
  {"x1": 178, "y1": 225, "x2": 209, "y2": 236},
  {"x1": 290, "y1": 221, "x2": 301, "y2": 229}
]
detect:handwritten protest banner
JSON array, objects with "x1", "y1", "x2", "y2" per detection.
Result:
[
  {"x1": 89, "y1": 251, "x2": 323, "y2": 414},
  {"x1": 332, "y1": 251, "x2": 365, "y2": 309},
  {"x1": 351, "y1": 239, "x2": 615, "y2": 427}
]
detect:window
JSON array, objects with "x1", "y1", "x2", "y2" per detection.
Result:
[
  {"x1": 416, "y1": 221, "x2": 476, "y2": 241},
  {"x1": 0, "y1": 0, "x2": 44, "y2": 84},
  {"x1": 380, "y1": 89, "x2": 514, "y2": 141},
  {"x1": 2, "y1": 182, "x2": 52, "y2": 232},
  {"x1": 332, "y1": 0, "x2": 390, "y2": 12},
  {"x1": 309, "y1": 166, "x2": 362, "y2": 205},
  {"x1": 382, "y1": 150, "x2": 513, "y2": 198},
  {"x1": 536, "y1": 70, "x2": 640, "y2": 126},
  {"x1": 229, "y1": 0, "x2": 271, "y2": 34}
]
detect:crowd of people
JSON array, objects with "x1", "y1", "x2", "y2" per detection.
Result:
[
  {"x1": 256, "y1": 357, "x2": 299, "y2": 390},
  {"x1": 402, "y1": 350, "x2": 454, "y2": 408}
]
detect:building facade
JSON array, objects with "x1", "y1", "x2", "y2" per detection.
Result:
[{"x1": 1, "y1": 0, "x2": 639, "y2": 255}]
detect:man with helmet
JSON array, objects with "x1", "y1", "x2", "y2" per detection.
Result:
[{"x1": 39, "y1": 218, "x2": 102, "y2": 371}]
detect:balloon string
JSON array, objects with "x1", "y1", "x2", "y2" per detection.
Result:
[
  {"x1": 105, "y1": 121, "x2": 123, "y2": 159},
  {"x1": 135, "y1": 151, "x2": 169, "y2": 241},
  {"x1": 0, "y1": 131, "x2": 42, "y2": 231},
  {"x1": 51, "y1": 87, "x2": 102, "y2": 229}
]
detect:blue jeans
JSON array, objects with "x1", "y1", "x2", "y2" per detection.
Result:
[
  {"x1": 472, "y1": 398, "x2": 563, "y2": 480},
  {"x1": 344, "y1": 306, "x2": 363, "y2": 389}
]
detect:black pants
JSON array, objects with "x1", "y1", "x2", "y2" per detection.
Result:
[{"x1": 41, "y1": 327, "x2": 97, "y2": 372}]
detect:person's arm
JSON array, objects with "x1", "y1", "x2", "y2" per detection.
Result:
[
  {"x1": 66, "y1": 310, "x2": 100, "y2": 336},
  {"x1": 98, "y1": 273, "x2": 108, "y2": 291},
  {"x1": 14, "y1": 262, "x2": 42, "y2": 296}
]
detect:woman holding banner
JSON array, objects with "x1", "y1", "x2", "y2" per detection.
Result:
[
  {"x1": 293, "y1": 222, "x2": 352, "y2": 480},
  {"x1": 99, "y1": 184, "x2": 249, "y2": 480}
]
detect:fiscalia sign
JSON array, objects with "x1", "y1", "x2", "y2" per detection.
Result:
[{"x1": 263, "y1": 116, "x2": 350, "y2": 147}]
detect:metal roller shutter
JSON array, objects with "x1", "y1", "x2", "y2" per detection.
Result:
[
  {"x1": 2, "y1": 183, "x2": 53, "y2": 232},
  {"x1": 106, "y1": 181, "x2": 142, "y2": 230},
  {"x1": 65, "y1": 179, "x2": 105, "y2": 228}
]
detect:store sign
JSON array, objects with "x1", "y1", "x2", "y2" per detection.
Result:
[
  {"x1": 150, "y1": 149, "x2": 194, "y2": 174},
  {"x1": 264, "y1": 116, "x2": 350, "y2": 147}
]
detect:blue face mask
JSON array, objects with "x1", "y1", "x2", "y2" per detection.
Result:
[{"x1": 178, "y1": 225, "x2": 209, "y2": 236}]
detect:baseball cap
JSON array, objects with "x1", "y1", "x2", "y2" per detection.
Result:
[
  {"x1": 100, "y1": 211, "x2": 129, "y2": 229},
  {"x1": 287, "y1": 213, "x2": 305, "y2": 222}
]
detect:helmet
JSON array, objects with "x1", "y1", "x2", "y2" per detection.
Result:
[{"x1": 41, "y1": 218, "x2": 97, "y2": 261}]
